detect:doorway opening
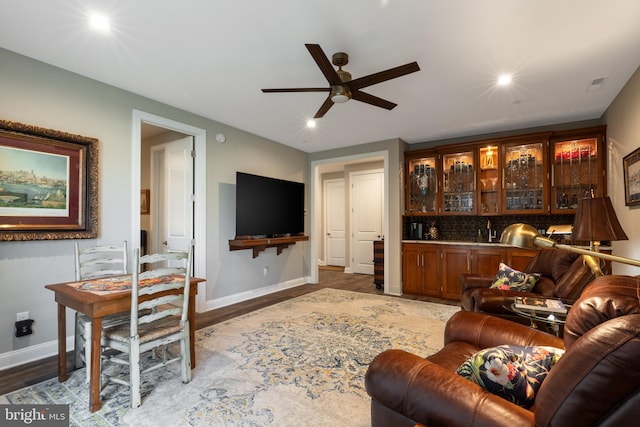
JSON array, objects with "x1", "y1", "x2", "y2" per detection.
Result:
[
  {"x1": 132, "y1": 110, "x2": 207, "y2": 312},
  {"x1": 310, "y1": 151, "x2": 388, "y2": 290}
]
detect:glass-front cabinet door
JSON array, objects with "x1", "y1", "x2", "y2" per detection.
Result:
[
  {"x1": 502, "y1": 136, "x2": 548, "y2": 214},
  {"x1": 406, "y1": 152, "x2": 438, "y2": 215},
  {"x1": 442, "y1": 149, "x2": 476, "y2": 214},
  {"x1": 479, "y1": 145, "x2": 500, "y2": 215},
  {"x1": 549, "y1": 126, "x2": 606, "y2": 214}
]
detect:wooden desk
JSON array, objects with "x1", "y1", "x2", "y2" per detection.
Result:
[{"x1": 45, "y1": 276, "x2": 204, "y2": 413}]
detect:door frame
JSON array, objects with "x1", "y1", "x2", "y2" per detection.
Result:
[
  {"x1": 310, "y1": 151, "x2": 389, "y2": 287},
  {"x1": 132, "y1": 110, "x2": 207, "y2": 312}
]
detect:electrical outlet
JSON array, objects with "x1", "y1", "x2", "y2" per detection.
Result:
[
  {"x1": 263, "y1": 266, "x2": 269, "y2": 276},
  {"x1": 16, "y1": 311, "x2": 29, "y2": 322}
]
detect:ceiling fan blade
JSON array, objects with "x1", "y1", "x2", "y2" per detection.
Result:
[
  {"x1": 262, "y1": 88, "x2": 329, "y2": 93},
  {"x1": 314, "y1": 96, "x2": 335, "y2": 118},
  {"x1": 351, "y1": 90, "x2": 397, "y2": 110},
  {"x1": 348, "y1": 62, "x2": 420, "y2": 90},
  {"x1": 305, "y1": 44, "x2": 342, "y2": 86}
]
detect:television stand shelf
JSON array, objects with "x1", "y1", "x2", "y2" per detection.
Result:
[{"x1": 228, "y1": 235, "x2": 309, "y2": 258}]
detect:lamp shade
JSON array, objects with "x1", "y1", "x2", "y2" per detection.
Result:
[{"x1": 572, "y1": 196, "x2": 628, "y2": 242}]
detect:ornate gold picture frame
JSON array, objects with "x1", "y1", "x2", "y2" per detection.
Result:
[{"x1": 0, "y1": 120, "x2": 98, "y2": 240}]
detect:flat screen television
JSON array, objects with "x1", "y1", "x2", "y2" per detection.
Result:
[{"x1": 235, "y1": 172, "x2": 305, "y2": 238}]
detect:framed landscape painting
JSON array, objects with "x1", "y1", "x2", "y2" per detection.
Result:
[
  {"x1": 0, "y1": 120, "x2": 98, "y2": 240},
  {"x1": 623, "y1": 146, "x2": 640, "y2": 206}
]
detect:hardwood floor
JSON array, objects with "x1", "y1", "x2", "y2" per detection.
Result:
[{"x1": 0, "y1": 269, "x2": 457, "y2": 396}]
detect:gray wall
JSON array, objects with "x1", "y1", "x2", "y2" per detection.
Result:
[{"x1": 0, "y1": 48, "x2": 309, "y2": 367}]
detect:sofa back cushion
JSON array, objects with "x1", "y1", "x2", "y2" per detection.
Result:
[
  {"x1": 524, "y1": 249, "x2": 577, "y2": 282},
  {"x1": 534, "y1": 313, "x2": 640, "y2": 426},
  {"x1": 552, "y1": 255, "x2": 596, "y2": 300},
  {"x1": 563, "y1": 275, "x2": 640, "y2": 347},
  {"x1": 525, "y1": 250, "x2": 595, "y2": 300}
]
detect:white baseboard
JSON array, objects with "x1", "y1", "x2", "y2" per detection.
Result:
[
  {"x1": 205, "y1": 276, "x2": 312, "y2": 311},
  {"x1": 0, "y1": 336, "x2": 74, "y2": 371}
]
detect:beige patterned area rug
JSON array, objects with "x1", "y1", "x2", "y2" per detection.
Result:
[{"x1": 2, "y1": 288, "x2": 459, "y2": 426}]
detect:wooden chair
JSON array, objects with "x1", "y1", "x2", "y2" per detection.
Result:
[
  {"x1": 74, "y1": 241, "x2": 129, "y2": 382},
  {"x1": 100, "y1": 246, "x2": 193, "y2": 408}
]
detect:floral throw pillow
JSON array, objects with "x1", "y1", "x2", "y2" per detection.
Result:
[
  {"x1": 456, "y1": 345, "x2": 564, "y2": 408},
  {"x1": 489, "y1": 262, "x2": 541, "y2": 292}
]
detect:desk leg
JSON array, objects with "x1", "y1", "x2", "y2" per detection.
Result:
[
  {"x1": 57, "y1": 303, "x2": 67, "y2": 382},
  {"x1": 188, "y1": 295, "x2": 196, "y2": 369},
  {"x1": 89, "y1": 317, "x2": 103, "y2": 413}
]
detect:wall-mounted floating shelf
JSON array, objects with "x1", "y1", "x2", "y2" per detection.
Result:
[{"x1": 228, "y1": 235, "x2": 309, "y2": 258}]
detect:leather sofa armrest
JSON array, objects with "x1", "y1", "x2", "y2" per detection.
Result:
[
  {"x1": 460, "y1": 275, "x2": 495, "y2": 310},
  {"x1": 444, "y1": 311, "x2": 564, "y2": 348},
  {"x1": 467, "y1": 289, "x2": 554, "y2": 315},
  {"x1": 459, "y1": 274, "x2": 494, "y2": 293},
  {"x1": 365, "y1": 349, "x2": 535, "y2": 427},
  {"x1": 465, "y1": 288, "x2": 514, "y2": 314}
]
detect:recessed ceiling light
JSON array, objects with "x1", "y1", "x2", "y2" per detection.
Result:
[
  {"x1": 497, "y1": 74, "x2": 512, "y2": 86},
  {"x1": 89, "y1": 13, "x2": 111, "y2": 32},
  {"x1": 306, "y1": 119, "x2": 316, "y2": 128}
]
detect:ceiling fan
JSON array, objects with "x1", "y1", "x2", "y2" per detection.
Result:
[{"x1": 261, "y1": 44, "x2": 420, "y2": 118}]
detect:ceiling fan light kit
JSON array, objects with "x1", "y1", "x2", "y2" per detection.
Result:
[
  {"x1": 330, "y1": 85, "x2": 351, "y2": 103},
  {"x1": 262, "y1": 43, "x2": 420, "y2": 118}
]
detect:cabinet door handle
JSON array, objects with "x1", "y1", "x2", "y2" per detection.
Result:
[{"x1": 551, "y1": 164, "x2": 555, "y2": 187}]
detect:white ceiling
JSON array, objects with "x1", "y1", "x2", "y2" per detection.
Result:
[{"x1": 1, "y1": 1, "x2": 640, "y2": 153}]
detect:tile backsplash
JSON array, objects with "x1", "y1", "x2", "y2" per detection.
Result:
[{"x1": 403, "y1": 214, "x2": 576, "y2": 243}]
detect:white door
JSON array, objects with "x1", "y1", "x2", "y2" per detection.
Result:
[
  {"x1": 350, "y1": 170, "x2": 383, "y2": 274},
  {"x1": 324, "y1": 178, "x2": 345, "y2": 267},
  {"x1": 154, "y1": 136, "x2": 194, "y2": 253}
]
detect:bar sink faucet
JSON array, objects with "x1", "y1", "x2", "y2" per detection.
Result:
[{"x1": 487, "y1": 219, "x2": 497, "y2": 243}]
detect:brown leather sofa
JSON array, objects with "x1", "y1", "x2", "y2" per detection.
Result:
[
  {"x1": 365, "y1": 275, "x2": 640, "y2": 426},
  {"x1": 460, "y1": 249, "x2": 597, "y2": 326}
]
